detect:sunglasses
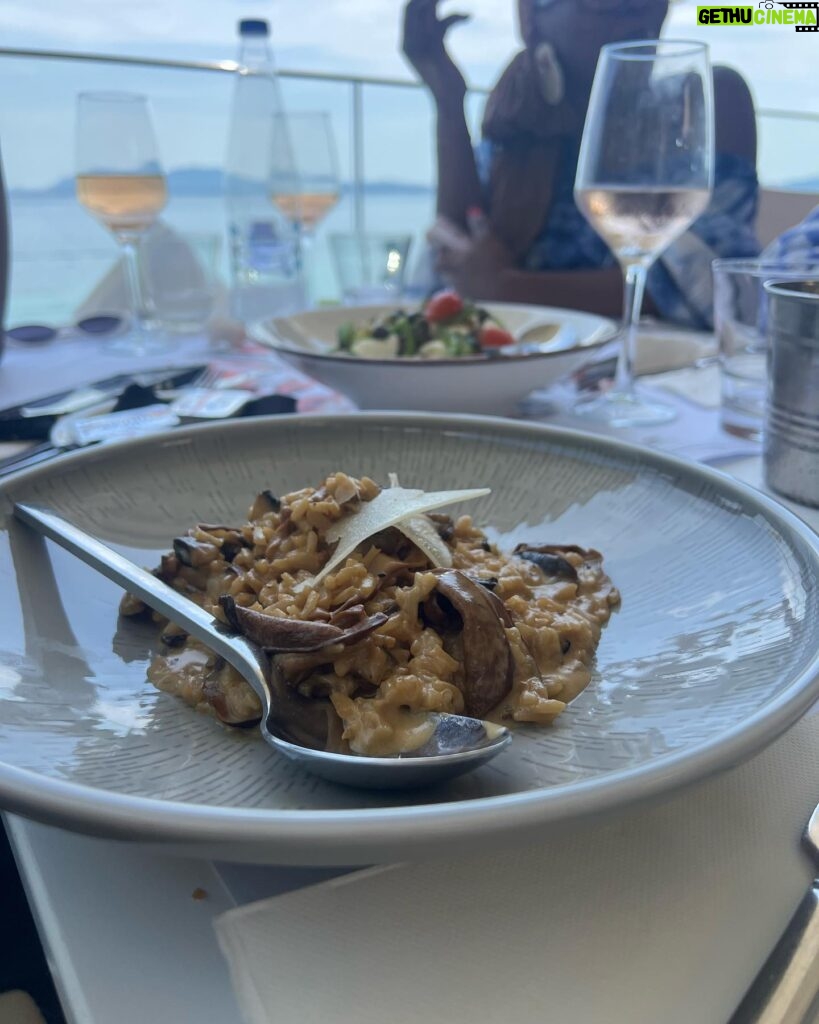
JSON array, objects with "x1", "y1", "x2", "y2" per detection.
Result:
[{"x1": 6, "y1": 314, "x2": 125, "y2": 345}]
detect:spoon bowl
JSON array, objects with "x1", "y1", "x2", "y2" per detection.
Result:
[{"x1": 13, "y1": 502, "x2": 511, "y2": 790}]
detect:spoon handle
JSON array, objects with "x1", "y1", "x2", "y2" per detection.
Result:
[
  {"x1": 12, "y1": 503, "x2": 513, "y2": 790},
  {"x1": 13, "y1": 502, "x2": 271, "y2": 702}
]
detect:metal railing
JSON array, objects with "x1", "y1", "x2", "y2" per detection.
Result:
[
  {"x1": 0, "y1": 46, "x2": 458, "y2": 240},
  {"x1": 0, "y1": 45, "x2": 817, "y2": 241},
  {"x1": 2, "y1": 46, "x2": 818, "y2": 201}
]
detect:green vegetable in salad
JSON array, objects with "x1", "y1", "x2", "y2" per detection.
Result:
[{"x1": 333, "y1": 292, "x2": 515, "y2": 360}]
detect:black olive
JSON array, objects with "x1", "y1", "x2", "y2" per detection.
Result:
[
  {"x1": 413, "y1": 319, "x2": 431, "y2": 345},
  {"x1": 372, "y1": 325, "x2": 390, "y2": 339}
]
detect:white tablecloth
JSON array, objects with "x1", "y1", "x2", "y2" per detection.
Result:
[
  {"x1": 3, "y1": 334, "x2": 818, "y2": 1024},
  {"x1": 216, "y1": 710, "x2": 819, "y2": 1024},
  {"x1": 208, "y1": 461, "x2": 819, "y2": 1024}
]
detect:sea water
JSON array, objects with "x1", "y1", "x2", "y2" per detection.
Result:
[{"x1": 8, "y1": 191, "x2": 435, "y2": 327}]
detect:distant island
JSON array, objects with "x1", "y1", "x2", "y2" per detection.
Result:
[
  {"x1": 10, "y1": 167, "x2": 435, "y2": 200},
  {"x1": 12, "y1": 166, "x2": 817, "y2": 200},
  {"x1": 788, "y1": 176, "x2": 819, "y2": 192}
]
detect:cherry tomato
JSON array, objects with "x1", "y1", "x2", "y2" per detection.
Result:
[
  {"x1": 479, "y1": 324, "x2": 515, "y2": 349},
  {"x1": 424, "y1": 290, "x2": 464, "y2": 323}
]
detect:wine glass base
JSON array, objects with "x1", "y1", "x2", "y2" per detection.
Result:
[
  {"x1": 109, "y1": 332, "x2": 167, "y2": 357},
  {"x1": 573, "y1": 388, "x2": 677, "y2": 428}
]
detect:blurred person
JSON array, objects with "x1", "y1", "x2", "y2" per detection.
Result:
[
  {"x1": 402, "y1": 0, "x2": 759, "y2": 327},
  {"x1": 763, "y1": 203, "x2": 819, "y2": 263}
]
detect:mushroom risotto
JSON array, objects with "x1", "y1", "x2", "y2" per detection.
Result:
[{"x1": 120, "y1": 472, "x2": 620, "y2": 757}]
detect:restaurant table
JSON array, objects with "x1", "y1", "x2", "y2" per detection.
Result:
[{"x1": 1, "y1": 332, "x2": 818, "y2": 1023}]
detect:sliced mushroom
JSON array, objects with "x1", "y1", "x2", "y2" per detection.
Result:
[
  {"x1": 160, "y1": 623, "x2": 188, "y2": 647},
  {"x1": 201, "y1": 667, "x2": 263, "y2": 728},
  {"x1": 480, "y1": 584, "x2": 514, "y2": 628},
  {"x1": 328, "y1": 603, "x2": 368, "y2": 629},
  {"x1": 249, "y1": 490, "x2": 282, "y2": 520},
  {"x1": 473, "y1": 575, "x2": 499, "y2": 592},
  {"x1": 213, "y1": 532, "x2": 241, "y2": 562},
  {"x1": 119, "y1": 593, "x2": 147, "y2": 617},
  {"x1": 427, "y1": 569, "x2": 514, "y2": 718},
  {"x1": 514, "y1": 544, "x2": 581, "y2": 581},
  {"x1": 266, "y1": 659, "x2": 346, "y2": 751},
  {"x1": 219, "y1": 595, "x2": 388, "y2": 653},
  {"x1": 173, "y1": 537, "x2": 221, "y2": 568},
  {"x1": 427, "y1": 512, "x2": 455, "y2": 543},
  {"x1": 369, "y1": 549, "x2": 429, "y2": 588},
  {"x1": 154, "y1": 553, "x2": 181, "y2": 582}
]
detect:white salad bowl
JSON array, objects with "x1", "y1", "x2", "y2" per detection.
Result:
[{"x1": 250, "y1": 302, "x2": 617, "y2": 415}]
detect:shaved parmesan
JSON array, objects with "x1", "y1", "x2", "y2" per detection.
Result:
[
  {"x1": 396, "y1": 515, "x2": 453, "y2": 569},
  {"x1": 305, "y1": 482, "x2": 490, "y2": 589}
]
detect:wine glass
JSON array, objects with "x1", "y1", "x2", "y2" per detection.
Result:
[
  {"x1": 574, "y1": 40, "x2": 714, "y2": 427},
  {"x1": 75, "y1": 91, "x2": 167, "y2": 355},
  {"x1": 270, "y1": 112, "x2": 341, "y2": 236}
]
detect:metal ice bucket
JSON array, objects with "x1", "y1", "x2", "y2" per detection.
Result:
[{"x1": 763, "y1": 279, "x2": 819, "y2": 508}]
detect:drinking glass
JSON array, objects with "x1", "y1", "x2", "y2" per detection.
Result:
[
  {"x1": 713, "y1": 259, "x2": 819, "y2": 441},
  {"x1": 75, "y1": 91, "x2": 167, "y2": 355},
  {"x1": 574, "y1": 41, "x2": 714, "y2": 427},
  {"x1": 330, "y1": 233, "x2": 413, "y2": 304},
  {"x1": 140, "y1": 230, "x2": 223, "y2": 335},
  {"x1": 270, "y1": 112, "x2": 341, "y2": 235}
]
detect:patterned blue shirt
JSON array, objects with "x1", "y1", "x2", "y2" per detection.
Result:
[
  {"x1": 762, "y1": 203, "x2": 819, "y2": 261},
  {"x1": 478, "y1": 140, "x2": 760, "y2": 329}
]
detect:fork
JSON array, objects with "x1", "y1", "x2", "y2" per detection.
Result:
[
  {"x1": 729, "y1": 802, "x2": 819, "y2": 1022},
  {"x1": 154, "y1": 365, "x2": 224, "y2": 397}
]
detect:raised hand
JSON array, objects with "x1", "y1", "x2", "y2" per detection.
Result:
[{"x1": 402, "y1": 0, "x2": 470, "y2": 105}]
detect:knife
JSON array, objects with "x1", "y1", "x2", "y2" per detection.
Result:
[
  {"x1": 0, "y1": 441, "x2": 76, "y2": 478},
  {"x1": 0, "y1": 365, "x2": 205, "y2": 442},
  {"x1": 729, "y1": 801, "x2": 819, "y2": 1022},
  {"x1": 0, "y1": 391, "x2": 297, "y2": 480}
]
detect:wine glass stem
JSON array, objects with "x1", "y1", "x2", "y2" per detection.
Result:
[
  {"x1": 614, "y1": 261, "x2": 649, "y2": 396},
  {"x1": 121, "y1": 238, "x2": 147, "y2": 345}
]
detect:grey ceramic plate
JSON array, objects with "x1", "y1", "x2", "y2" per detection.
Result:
[{"x1": 1, "y1": 414, "x2": 818, "y2": 866}]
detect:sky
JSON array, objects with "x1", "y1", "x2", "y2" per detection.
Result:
[{"x1": 0, "y1": 0, "x2": 817, "y2": 189}]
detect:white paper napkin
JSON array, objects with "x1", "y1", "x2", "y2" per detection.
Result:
[
  {"x1": 649, "y1": 362, "x2": 722, "y2": 409},
  {"x1": 215, "y1": 710, "x2": 819, "y2": 1024},
  {"x1": 634, "y1": 324, "x2": 716, "y2": 376}
]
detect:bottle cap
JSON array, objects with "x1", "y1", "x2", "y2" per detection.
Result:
[{"x1": 238, "y1": 19, "x2": 269, "y2": 36}]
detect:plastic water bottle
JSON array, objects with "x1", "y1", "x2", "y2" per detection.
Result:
[
  {"x1": 225, "y1": 19, "x2": 305, "y2": 324},
  {"x1": 0, "y1": 150, "x2": 8, "y2": 363}
]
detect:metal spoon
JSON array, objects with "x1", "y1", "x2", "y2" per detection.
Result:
[
  {"x1": 513, "y1": 321, "x2": 573, "y2": 350},
  {"x1": 13, "y1": 503, "x2": 511, "y2": 790}
]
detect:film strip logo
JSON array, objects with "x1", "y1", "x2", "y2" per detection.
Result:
[{"x1": 774, "y1": 0, "x2": 819, "y2": 30}]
